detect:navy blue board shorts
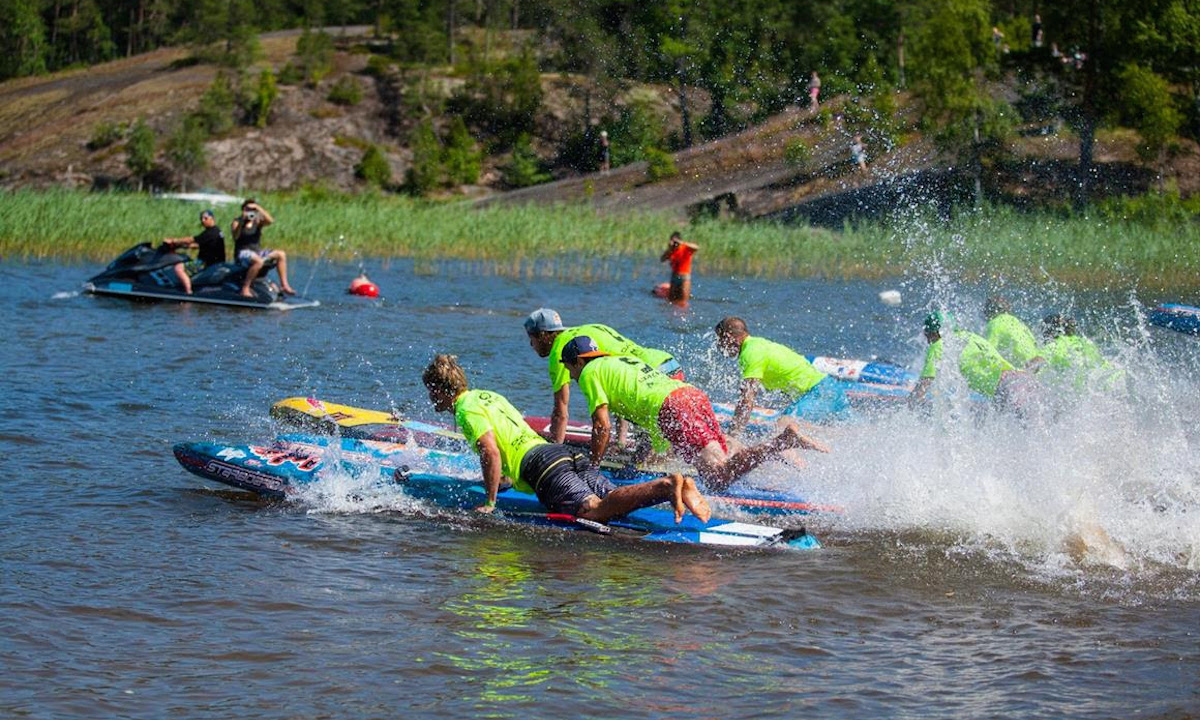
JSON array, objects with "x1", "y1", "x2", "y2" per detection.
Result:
[{"x1": 519, "y1": 444, "x2": 615, "y2": 515}]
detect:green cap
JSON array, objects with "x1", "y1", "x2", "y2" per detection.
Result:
[{"x1": 924, "y1": 310, "x2": 951, "y2": 334}]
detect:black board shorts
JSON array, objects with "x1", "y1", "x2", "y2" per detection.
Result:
[{"x1": 520, "y1": 444, "x2": 615, "y2": 515}]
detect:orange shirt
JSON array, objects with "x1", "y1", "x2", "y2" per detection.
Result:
[{"x1": 667, "y1": 244, "x2": 697, "y2": 275}]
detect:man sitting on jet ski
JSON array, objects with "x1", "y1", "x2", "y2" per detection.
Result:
[
  {"x1": 231, "y1": 199, "x2": 296, "y2": 298},
  {"x1": 160, "y1": 209, "x2": 227, "y2": 294}
]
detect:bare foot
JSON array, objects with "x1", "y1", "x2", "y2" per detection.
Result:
[
  {"x1": 680, "y1": 476, "x2": 711, "y2": 523},
  {"x1": 281, "y1": 286, "x2": 297, "y2": 296},
  {"x1": 776, "y1": 419, "x2": 831, "y2": 453},
  {"x1": 240, "y1": 289, "x2": 254, "y2": 298},
  {"x1": 670, "y1": 473, "x2": 686, "y2": 523}
]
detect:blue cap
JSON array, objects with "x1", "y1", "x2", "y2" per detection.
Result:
[
  {"x1": 524, "y1": 308, "x2": 565, "y2": 334},
  {"x1": 200, "y1": 209, "x2": 215, "y2": 220},
  {"x1": 561, "y1": 335, "x2": 607, "y2": 364}
]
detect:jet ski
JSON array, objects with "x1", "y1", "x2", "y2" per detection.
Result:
[{"x1": 83, "y1": 243, "x2": 319, "y2": 310}]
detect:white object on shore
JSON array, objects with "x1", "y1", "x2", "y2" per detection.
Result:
[
  {"x1": 158, "y1": 191, "x2": 241, "y2": 206},
  {"x1": 879, "y1": 290, "x2": 902, "y2": 306}
]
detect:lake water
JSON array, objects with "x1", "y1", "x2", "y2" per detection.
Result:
[{"x1": 2, "y1": 255, "x2": 1197, "y2": 718}]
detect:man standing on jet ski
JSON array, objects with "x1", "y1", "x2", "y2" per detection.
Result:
[
  {"x1": 160, "y1": 209, "x2": 226, "y2": 295},
  {"x1": 231, "y1": 199, "x2": 296, "y2": 298}
]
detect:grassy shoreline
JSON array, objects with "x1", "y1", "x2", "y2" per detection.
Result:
[{"x1": 2, "y1": 189, "x2": 1198, "y2": 291}]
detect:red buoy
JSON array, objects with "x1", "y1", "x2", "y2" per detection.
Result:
[{"x1": 348, "y1": 275, "x2": 379, "y2": 298}]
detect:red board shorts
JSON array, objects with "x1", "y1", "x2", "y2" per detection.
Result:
[{"x1": 657, "y1": 387, "x2": 728, "y2": 463}]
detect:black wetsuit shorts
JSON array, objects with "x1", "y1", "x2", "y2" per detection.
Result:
[{"x1": 519, "y1": 444, "x2": 615, "y2": 515}]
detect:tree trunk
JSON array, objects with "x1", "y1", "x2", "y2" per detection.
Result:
[
  {"x1": 1075, "y1": 0, "x2": 1100, "y2": 209},
  {"x1": 677, "y1": 61, "x2": 692, "y2": 149},
  {"x1": 447, "y1": 0, "x2": 456, "y2": 65}
]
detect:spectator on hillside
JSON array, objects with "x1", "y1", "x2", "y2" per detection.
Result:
[
  {"x1": 599, "y1": 130, "x2": 611, "y2": 175},
  {"x1": 850, "y1": 134, "x2": 867, "y2": 172},
  {"x1": 1032, "y1": 14, "x2": 1043, "y2": 47},
  {"x1": 808, "y1": 71, "x2": 821, "y2": 110}
]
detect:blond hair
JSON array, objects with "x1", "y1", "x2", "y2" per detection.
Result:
[{"x1": 422, "y1": 354, "x2": 469, "y2": 396}]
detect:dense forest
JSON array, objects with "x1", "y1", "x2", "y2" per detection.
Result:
[{"x1": 2, "y1": 0, "x2": 1197, "y2": 199}]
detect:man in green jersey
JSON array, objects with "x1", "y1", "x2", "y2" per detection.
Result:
[
  {"x1": 524, "y1": 308, "x2": 681, "y2": 445},
  {"x1": 1038, "y1": 314, "x2": 1117, "y2": 391},
  {"x1": 422, "y1": 354, "x2": 710, "y2": 523},
  {"x1": 561, "y1": 336, "x2": 829, "y2": 492},
  {"x1": 983, "y1": 296, "x2": 1043, "y2": 368},
  {"x1": 714, "y1": 317, "x2": 853, "y2": 431},
  {"x1": 911, "y1": 311, "x2": 1037, "y2": 410}
]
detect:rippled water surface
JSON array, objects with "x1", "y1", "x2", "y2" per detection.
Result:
[{"x1": 2, "y1": 257, "x2": 1197, "y2": 718}]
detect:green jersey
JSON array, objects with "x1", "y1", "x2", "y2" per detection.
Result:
[
  {"x1": 1041, "y1": 335, "x2": 1113, "y2": 391},
  {"x1": 1043, "y1": 335, "x2": 1104, "y2": 371},
  {"x1": 922, "y1": 330, "x2": 1015, "y2": 397},
  {"x1": 984, "y1": 313, "x2": 1041, "y2": 367},
  {"x1": 737, "y1": 335, "x2": 827, "y2": 397},
  {"x1": 547, "y1": 323, "x2": 673, "y2": 392},
  {"x1": 454, "y1": 389, "x2": 547, "y2": 493},
  {"x1": 576, "y1": 355, "x2": 687, "y2": 452}
]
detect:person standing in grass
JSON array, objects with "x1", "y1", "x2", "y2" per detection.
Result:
[
  {"x1": 660, "y1": 231, "x2": 698, "y2": 304},
  {"x1": 422, "y1": 353, "x2": 711, "y2": 524},
  {"x1": 562, "y1": 336, "x2": 829, "y2": 492}
]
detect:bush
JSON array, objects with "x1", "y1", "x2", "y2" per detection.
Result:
[
  {"x1": 355, "y1": 145, "x2": 392, "y2": 188},
  {"x1": 405, "y1": 119, "x2": 442, "y2": 196},
  {"x1": 644, "y1": 147, "x2": 678, "y2": 182},
  {"x1": 609, "y1": 100, "x2": 667, "y2": 167},
  {"x1": 246, "y1": 68, "x2": 279, "y2": 128},
  {"x1": 296, "y1": 29, "x2": 334, "y2": 87},
  {"x1": 195, "y1": 72, "x2": 235, "y2": 135},
  {"x1": 277, "y1": 61, "x2": 302, "y2": 86},
  {"x1": 1117, "y1": 64, "x2": 1184, "y2": 161},
  {"x1": 443, "y1": 116, "x2": 481, "y2": 185},
  {"x1": 502, "y1": 134, "x2": 551, "y2": 188},
  {"x1": 125, "y1": 118, "x2": 156, "y2": 182},
  {"x1": 363, "y1": 55, "x2": 392, "y2": 78},
  {"x1": 448, "y1": 47, "x2": 543, "y2": 149},
  {"x1": 327, "y1": 75, "x2": 364, "y2": 106},
  {"x1": 784, "y1": 137, "x2": 812, "y2": 167},
  {"x1": 166, "y1": 116, "x2": 208, "y2": 188},
  {"x1": 88, "y1": 120, "x2": 125, "y2": 151}
]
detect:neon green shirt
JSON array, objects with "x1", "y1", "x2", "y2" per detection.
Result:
[
  {"x1": 737, "y1": 335, "x2": 827, "y2": 397},
  {"x1": 1041, "y1": 335, "x2": 1114, "y2": 391},
  {"x1": 984, "y1": 313, "x2": 1041, "y2": 367},
  {"x1": 454, "y1": 389, "x2": 547, "y2": 493},
  {"x1": 547, "y1": 323, "x2": 673, "y2": 392},
  {"x1": 1043, "y1": 335, "x2": 1104, "y2": 371},
  {"x1": 922, "y1": 331, "x2": 1015, "y2": 397},
  {"x1": 576, "y1": 355, "x2": 687, "y2": 452}
]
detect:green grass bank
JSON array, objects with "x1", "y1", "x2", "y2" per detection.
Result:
[{"x1": 2, "y1": 189, "x2": 1197, "y2": 291}]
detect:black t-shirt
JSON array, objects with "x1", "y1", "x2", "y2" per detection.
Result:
[
  {"x1": 193, "y1": 226, "x2": 227, "y2": 267},
  {"x1": 233, "y1": 215, "x2": 263, "y2": 255}
]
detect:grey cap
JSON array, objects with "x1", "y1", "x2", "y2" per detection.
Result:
[{"x1": 524, "y1": 308, "x2": 565, "y2": 334}]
